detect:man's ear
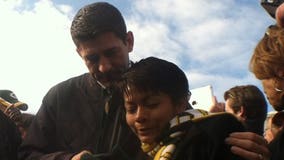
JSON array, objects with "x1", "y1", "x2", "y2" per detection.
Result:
[
  {"x1": 175, "y1": 98, "x2": 188, "y2": 114},
  {"x1": 76, "y1": 48, "x2": 82, "y2": 57},
  {"x1": 126, "y1": 31, "x2": 134, "y2": 52},
  {"x1": 237, "y1": 106, "x2": 246, "y2": 119}
]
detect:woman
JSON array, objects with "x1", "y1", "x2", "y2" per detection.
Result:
[
  {"x1": 121, "y1": 57, "x2": 245, "y2": 160},
  {"x1": 249, "y1": 23, "x2": 284, "y2": 160}
]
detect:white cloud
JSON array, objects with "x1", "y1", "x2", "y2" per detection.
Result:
[
  {"x1": 127, "y1": 0, "x2": 274, "y2": 110},
  {"x1": 0, "y1": 0, "x2": 86, "y2": 113},
  {"x1": 0, "y1": 0, "x2": 275, "y2": 113}
]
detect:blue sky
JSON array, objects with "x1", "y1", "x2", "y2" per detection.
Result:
[{"x1": 0, "y1": 0, "x2": 276, "y2": 113}]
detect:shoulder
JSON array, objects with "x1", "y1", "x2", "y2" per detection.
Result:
[
  {"x1": 193, "y1": 112, "x2": 245, "y2": 139},
  {"x1": 269, "y1": 130, "x2": 284, "y2": 160},
  {"x1": 41, "y1": 73, "x2": 101, "y2": 108},
  {"x1": 51, "y1": 73, "x2": 93, "y2": 90},
  {"x1": 194, "y1": 112, "x2": 241, "y2": 125},
  {"x1": 44, "y1": 73, "x2": 96, "y2": 98}
]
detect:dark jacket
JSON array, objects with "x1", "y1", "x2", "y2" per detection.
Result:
[
  {"x1": 162, "y1": 113, "x2": 246, "y2": 160},
  {"x1": 18, "y1": 73, "x2": 143, "y2": 160},
  {"x1": 269, "y1": 129, "x2": 284, "y2": 160},
  {"x1": 0, "y1": 110, "x2": 21, "y2": 160}
]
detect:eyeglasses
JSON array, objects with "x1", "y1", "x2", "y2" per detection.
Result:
[
  {"x1": 274, "y1": 87, "x2": 283, "y2": 92},
  {"x1": 274, "y1": 78, "x2": 284, "y2": 92}
]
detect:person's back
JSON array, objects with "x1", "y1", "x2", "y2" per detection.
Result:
[
  {"x1": 0, "y1": 110, "x2": 21, "y2": 160},
  {"x1": 173, "y1": 112, "x2": 245, "y2": 160}
]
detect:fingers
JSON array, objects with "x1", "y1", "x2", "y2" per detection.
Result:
[
  {"x1": 225, "y1": 132, "x2": 270, "y2": 160},
  {"x1": 228, "y1": 132, "x2": 268, "y2": 145},
  {"x1": 71, "y1": 150, "x2": 92, "y2": 160},
  {"x1": 209, "y1": 96, "x2": 225, "y2": 113},
  {"x1": 212, "y1": 96, "x2": 217, "y2": 105},
  {"x1": 230, "y1": 146, "x2": 268, "y2": 160}
]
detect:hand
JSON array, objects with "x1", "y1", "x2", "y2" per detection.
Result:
[
  {"x1": 225, "y1": 132, "x2": 270, "y2": 160},
  {"x1": 71, "y1": 150, "x2": 92, "y2": 160},
  {"x1": 209, "y1": 96, "x2": 225, "y2": 113}
]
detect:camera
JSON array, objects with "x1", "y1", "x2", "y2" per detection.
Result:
[{"x1": 261, "y1": 0, "x2": 284, "y2": 18}]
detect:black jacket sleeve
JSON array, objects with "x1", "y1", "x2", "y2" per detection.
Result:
[
  {"x1": 18, "y1": 85, "x2": 76, "y2": 160},
  {"x1": 174, "y1": 113, "x2": 246, "y2": 160}
]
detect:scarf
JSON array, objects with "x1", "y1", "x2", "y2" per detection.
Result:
[{"x1": 141, "y1": 109, "x2": 208, "y2": 160}]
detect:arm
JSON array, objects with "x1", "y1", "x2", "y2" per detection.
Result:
[
  {"x1": 18, "y1": 87, "x2": 77, "y2": 160},
  {"x1": 208, "y1": 96, "x2": 225, "y2": 113},
  {"x1": 225, "y1": 132, "x2": 270, "y2": 160}
]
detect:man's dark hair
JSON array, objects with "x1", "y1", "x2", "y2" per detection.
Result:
[
  {"x1": 70, "y1": 2, "x2": 127, "y2": 47},
  {"x1": 0, "y1": 111, "x2": 21, "y2": 160},
  {"x1": 224, "y1": 85, "x2": 267, "y2": 119},
  {"x1": 122, "y1": 57, "x2": 190, "y2": 105},
  {"x1": 224, "y1": 85, "x2": 267, "y2": 135}
]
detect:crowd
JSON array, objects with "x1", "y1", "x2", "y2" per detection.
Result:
[{"x1": 2, "y1": 1, "x2": 284, "y2": 160}]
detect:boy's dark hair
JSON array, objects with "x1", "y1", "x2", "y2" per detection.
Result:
[
  {"x1": 0, "y1": 111, "x2": 21, "y2": 160},
  {"x1": 122, "y1": 57, "x2": 190, "y2": 105},
  {"x1": 70, "y1": 2, "x2": 127, "y2": 47}
]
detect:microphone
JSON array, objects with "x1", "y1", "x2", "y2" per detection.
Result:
[{"x1": 0, "y1": 97, "x2": 28, "y2": 111}]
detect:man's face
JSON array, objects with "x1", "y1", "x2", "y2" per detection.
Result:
[
  {"x1": 262, "y1": 78, "x2": 284, "y2": 111},
  {"x1": 77, "y1": 32, "x2": 133, "y2": 87},
  {"x1": 124, "y1": 90, "x2": 183, "y2": 144},
  {"x1": 225, "y1": 98, "x2": 243, "y2": 121},
  {"x1": 225, "y1": 99, "x2": 236, "y2": 114}
]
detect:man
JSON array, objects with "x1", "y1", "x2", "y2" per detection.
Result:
[
  {"x1": 19, "y1": 2, "x2": 143, "y2": 160},
  {"x1": 223, "y1": 85, "x2": 267, "y2": 135},
  {"x1": 210, "y1": 86, "x2": 271, "y2": 160}
]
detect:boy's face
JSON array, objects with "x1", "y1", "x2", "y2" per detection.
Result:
[
  {"x1": 124, "y1": 89, "x2": 183, "y2": 144},
  {"x1": 77, "y1": 31, "x2": 133, "y2": 87}
]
